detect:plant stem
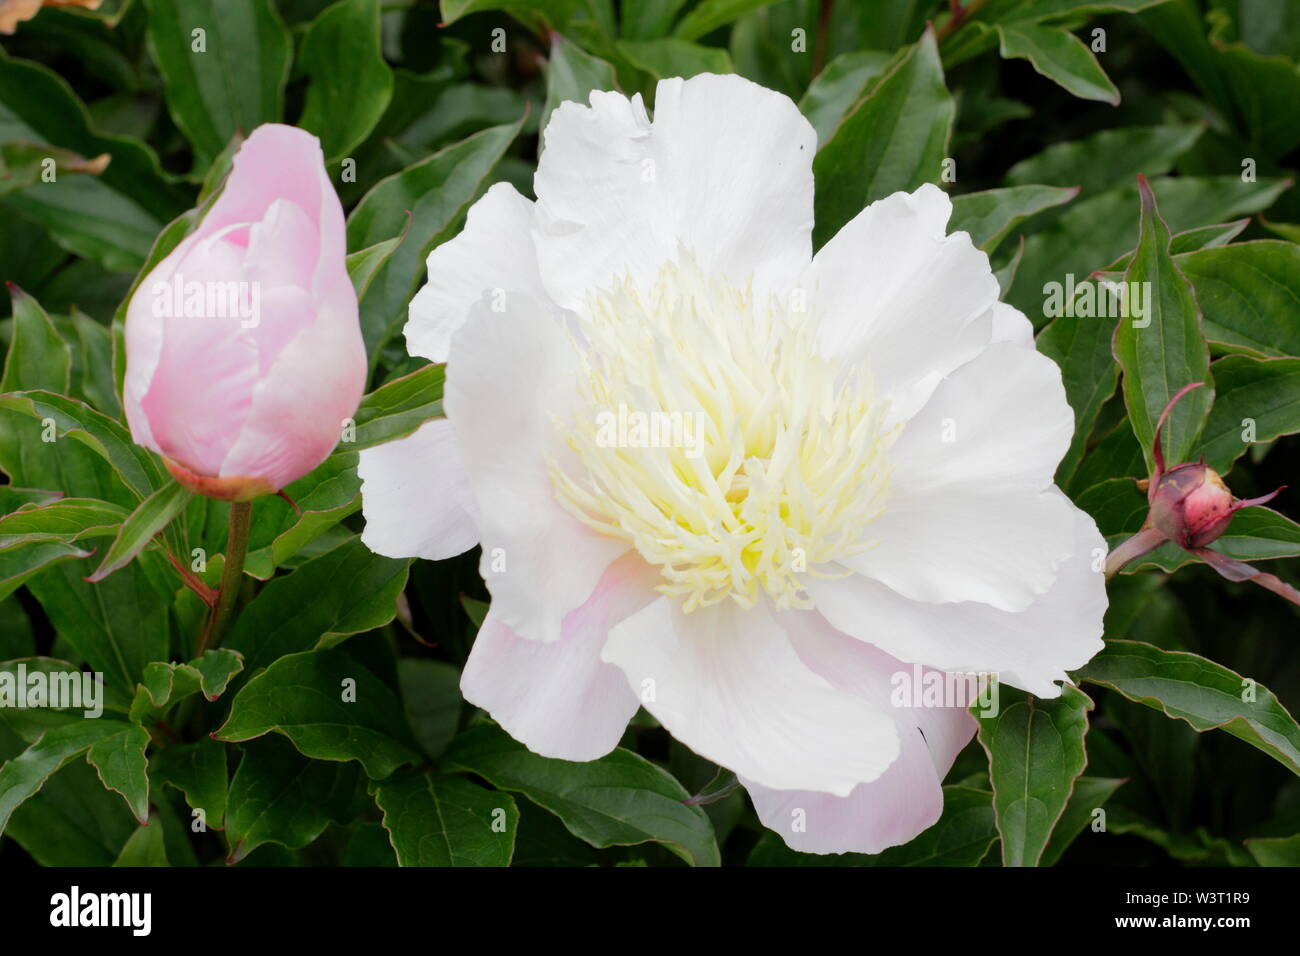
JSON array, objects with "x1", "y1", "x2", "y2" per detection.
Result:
[
  {"x1": 812, "y1": 0, "x2": 834, "y2": 77},
  {"x1": 937, "y1": 0, "x2": 989, "y2": 44},
  {"x1": 195, "y1": 500, "x2": 252, "y2": 656}
]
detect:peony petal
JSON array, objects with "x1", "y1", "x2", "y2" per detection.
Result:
[
  {"x1": 806, "y1": 184, "x2": 998, "y2": 410},
  {"x1": 808, "y1": 502, "x2": 1107, "y2": 698},
  {"x1": 841, "y1": 487, "x2": 1077, "y2": 612},
  {"x1": 533, "y1": 73, "x2": 815, "y2": 310},
  {"x1": 743, "y1": 613, "x2": 977, "y2": 855},
  {"x1": 135, "y1": 231, "x2": 260, "y2": 475},
  {"x1": 405, "y1": 182, "x2": 545, "y2": 364},
  {"x1": 601, "y1": 598, "x2": 900, "y2": 796},
  {"x1": 460, "y1": 554, "x2": 658, "y2": 761},
  {"x1": 358, "y1": 418, "x2": 480, "y2": 561},
  {"x1": 886, "y1": 342, "x2": 1073, "y2": 493},
  {"x1": 840, "y1": 342, "x2": 1076, "y2": 610},
  {"x1": 991, "y1": 301, "x2": 1035, "y2": 346},
  {"x1": 218, "y1": 276, "x2": 366, "y2": 489},
  {"x1": 445, "y1": 293, "x2": 628, "y2": 643},
  {"x1": 200, "y1": 124, "x2": 345, "y2": 266}
]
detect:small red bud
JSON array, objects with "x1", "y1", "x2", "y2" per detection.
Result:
[{"x1": 1148, "y1": 462, "x2": 1236, "y2": 549}]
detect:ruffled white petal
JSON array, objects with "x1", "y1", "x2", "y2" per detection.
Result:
[
  {"x1": 405, "y1": 182, "x2": 545, "y2": 364},
  {"x1": 533, "y1": 73, "x2": 816, "y2": 311},
  {"x1": 839, "y1": 342, "x2": 1077, "y2": 611},
  {"x1": 460, "y1": 555, "x2": 657, "y2": 761},
  {"x1": 445, "y1": 293, "x2": 628, "y2": 643},
  {"x1": 601, "y1": 597, "x2": 900, "y2": 796},
  {"x1": 741, "y1": 610, "x2": 979, "y2": 854},
  {"x1": 805, "y1": 184, "x2": 998, "y2": 416},
  {"x1": 991, "y1": 301, "x2": 1035, "y2": 346},
  {"x1": 807, "y1": 502, "x2": 1107, "y2": 698},
  {"x1": 358, "y1": 418, "x2": 479, "y2": 561}
]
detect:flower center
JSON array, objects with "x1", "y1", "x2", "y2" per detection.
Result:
[{"x1": 551, "y1": 258, "x2": 896, "y2": 612}]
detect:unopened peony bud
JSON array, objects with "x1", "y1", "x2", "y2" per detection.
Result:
[
  {"x1": 1105, "y1": 380, "x2": 1292, "y2": 607},
  {"x1": 123, "y1": 124, "x2": 366, "y2": 501},
  {"x1": 1148, "y1": 462, "x2": 1237, "y2": 549}
]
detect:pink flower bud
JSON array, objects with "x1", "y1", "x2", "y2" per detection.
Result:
[
  {"x1": 1148, "y1": 462, "x2": 1236, "y2": 549},
  {"x1": 123, "y1": 124, "x2": 366, "y2": 500}
]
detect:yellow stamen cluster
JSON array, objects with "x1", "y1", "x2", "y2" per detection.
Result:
[{"x1": 551, "y1": 258, "x2": 896, "y2": 612}]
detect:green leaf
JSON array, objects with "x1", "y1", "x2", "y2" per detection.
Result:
[
  {"x1": 298, "y1": 0, "x2": 394, "y2": 163},
  {"x1": 1, "y1": 284, "x2": 69, "y2": 397},
  {"x1": 0, "y1": 539, "x2": 95, "y2": 603},
  {"x1": 542, "y1": 32, "x2": 618, "y2": 140},
  {"x1": 223, "y1": 735, "x2": 366, "y2": 862},
  {"x1": 1040, "y1": 776, "x2": 1126, "y2": 866},
  {"x1": 0, "y1": 657, "x2": 131, "y2": 741},
  {"x1": 444, "y1": 722, "x2": 721, "y2": 866},
  {"x1": 1245, "y1": 833, "x2": 1300, "y2": 866},
  {"x1": 344, "y1": 363, "x2": 444, "y2": 451},
  {"x1": 4, "y1": 759, "x2": 136, "y2": 865},
  {"x1": 0, "y1": 55, "x2": 184, "y2": 271},
  {"x1": 1007, "y1": 0, "x2": 1171, "y2": 20},
  {"x1": 347, "y1": 118, "x2": 524, "y2": 363},
  {"x1": 0, "y1": 496, "x2": 122, "y2": 548},
  {"x1": 26, "y1": 553, "x2": 174, "y2": 694},
  {"x1": 150, "y1": 736, "x2": 228, "y2": 826},
  {"x1": 673, "y1": 0, "x2": 779, "y2": 41},
  {"x1": 374, "y1": 766, "x2": 518, "y2": 866},
  {"x1": 1113, "y1": 178, "x2": 1214, "y2": 472},
  {"x1": 242, "y1": 453, "x2": 362, "y2": 580},
  {"x1": 143, "y1": 0, "x2": 293, "y2": 168},
  {"x1": 997, "y1": 23, "x2": 1120, "y2": 104},
  {"x1": 223, "y1": 536, "x2": 411, "y2": 675},
  {"x1": 812, "y1": 29, "x2": 954, "y2": 248},
  {"x1": 747, "y1": 785, "x2": 999, "y2": 866},
  {"x1": 1176, "y1": 241, "x2": 1300, "y2": 358},
  {"x1": 346, "y1": 234, "x2": 403, "y2": 300},
  {"x1": 128, "y1": 649, "x2": 245, "y2": 722},
  {"x1": 1037, "y1": 309, "x2": 1120, "y2": 487},
  {"x1": 1260, "y1": 218, "x2": 1300, "y2": 243},
  {"x1": 65, "y1": 310, "x2": 121, "y2": 418},
  {"x1": 0, "y1": 142, "x2": 111, "y2": 198},
  {"x1": 977, "y1": 684, "x2": 1092, "y2": 867},
  {"x1": 797, "y1": 50, "x2": 892, "y2": 146},
  {"x1": 112, "y1": 814, "x2": 169, "y2": 866},
  {"x1": 1008, "y1": 175, "x2": 1289, "y2": 328},
  {"x1": 1143, "y1": 2, "x2": 1300, "y2": 157},
  {"x1": 87, "y1": 480, "x2": 192, "y2": 583},
  {"x1": 949, "y1": 184, "x2": 1078, "y2": 253},
  {"x1": 0, "y1": 390, "x2": 166, "y2": 502},
  {"x1": 616, "y1": 38, "x2": 733, "y2": 79},
  {"x1": 1195, "y1": 354, "x2": 1300, "y2": 473},
  {"x1": 0, "y1": 718, "x2": 126, "y2": 835},
  {"x1": 1067, "y1": 421, "x2": 1145, "y2": 494},
  {"x1": 1101, "y1": 220, "x2": 1250, "y2": 273},
  {"x1": 85, "y1": 722, "x2": 151, "y2": 823},
  {"x1": 215, "y1": 647, "x2": 422, "y2": 779},
  {"x1": 1077, "y1": 477, "x2": 1147, "y2": 538},
  {"x1": 398, "y1": 658, "x2": 463, "y2": 759},
  {"x1": 1075, "y1": 640, "x2": 1300, "y2": 776}
]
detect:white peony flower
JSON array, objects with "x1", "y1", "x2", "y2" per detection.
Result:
[{"x1": 358, "y1": 73, "x2": 1107, "y2": 855}]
